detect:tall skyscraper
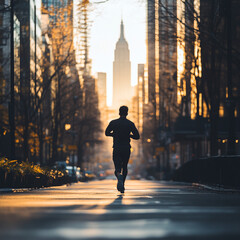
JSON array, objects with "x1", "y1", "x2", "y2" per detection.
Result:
[
  {"x1": 97, "y1": 72, "x2": 107, "y2": 110},
  {"x1": 113, "y1": 20, "x2": 132, "y2": 109}
]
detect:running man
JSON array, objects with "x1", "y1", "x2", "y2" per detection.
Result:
[{"x1": 105, "y1": 106, "x2": 140, "y2": 193}]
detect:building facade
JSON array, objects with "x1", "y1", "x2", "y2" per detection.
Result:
[
  {"x1": 146, "y1": 0, "x2": 178, "y2": 176},
  {"x1": 145, "y1": 0, "x2": 240, "y2": 178},
  {"x1": 12, "y1": 0, "x2": 42, "y2": 161},
  {"x1": 97, "y1": 72, "x2": 107, "y2": 111},
  {"x1": 0, "y1": 0, "x2": 20, "y2": 157}
]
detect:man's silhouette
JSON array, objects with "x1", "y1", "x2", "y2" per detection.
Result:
[{"x1": 105, "y1": 106, "x2": 140, "y2": 193}]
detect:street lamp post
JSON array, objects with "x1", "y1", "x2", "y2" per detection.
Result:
[
  {"x1": 10, "y1": 0, "x2": 15, "y2": 159},
  {"x1": 226, "y1": 0, "x2": 235, "y2": 155},
  {"x1": 71, "y1": 96, "x2": 77, "y2": 177}
]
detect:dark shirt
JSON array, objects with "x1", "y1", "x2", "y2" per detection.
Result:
[{"x1": 105, "y1": 117, "x2": 140, "y2": 148}]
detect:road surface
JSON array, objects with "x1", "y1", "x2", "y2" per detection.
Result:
[{"x1": 0, "y1": 180, "x2": 240, "y2": 240}]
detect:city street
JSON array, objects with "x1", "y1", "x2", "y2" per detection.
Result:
[
  {"x1": 0, "y1": 180, "x2": 240, "y2": 240},
  {"x1": 1, "y1": 1, "x2": 240, "y2": 239}
]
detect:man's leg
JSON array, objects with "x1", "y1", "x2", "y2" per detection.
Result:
[
  {"x1": 122, "y1": 148, "x2": 131, "y2": 184},
  {"x1": 113, "y1": 148, "x2": 124, "y2": 192},
  {"x1": 113, "y1": 148, "x2": 121, "y2": 177}
]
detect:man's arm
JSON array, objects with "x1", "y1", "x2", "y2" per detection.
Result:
[
  {"x1": 130, "y1": 123, "x2": 140, "y2": 140},
  {"x1": 105, "y1": 121, "x2": 114, "y2": 137}
]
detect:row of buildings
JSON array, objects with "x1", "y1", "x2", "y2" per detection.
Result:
[
  {"x1": 0, "y1": 0, "x2": 43, "y2": 161},
  {"x1": 0, "y1": 0, "x2": 102, "y2": 168},
  {"x1": 134, "y1": 0, "x2": 240, "y2": 178}
]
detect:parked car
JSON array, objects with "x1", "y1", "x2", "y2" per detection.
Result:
[
  {"x1": 98, "y1": 170, "x2": 106, "y2": 180},
  {"x1": 66, "y1": 166, "x2": 82, "y2": 182},
  {"x1": 84, "y1": 170, "x2": 96, "y2": 181}
]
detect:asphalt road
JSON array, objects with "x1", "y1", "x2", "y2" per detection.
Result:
[{"x1": 0, "y1": 180, "x2": 240, "y2": 240}]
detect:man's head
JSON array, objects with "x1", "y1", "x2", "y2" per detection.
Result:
[{"x1": 119, "y1": 106, "x2": 128, "y2": 117}]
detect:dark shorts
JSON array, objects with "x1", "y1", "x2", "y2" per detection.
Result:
[{"x1": 113, "y1": 147, "x2": 131, "y2": 176}]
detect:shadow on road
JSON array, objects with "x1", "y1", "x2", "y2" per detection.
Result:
[{"x1": 105, "y1": 194, "x2": 124, "y2": 209}]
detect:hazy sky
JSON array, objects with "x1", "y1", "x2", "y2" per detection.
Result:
[{"x1": 89, "y1": 0, "x2": 146, "y2": 106}]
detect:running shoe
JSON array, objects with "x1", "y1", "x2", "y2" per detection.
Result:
[{"x1": 117, "y1": 174, "x2": 124, "y2": 193}]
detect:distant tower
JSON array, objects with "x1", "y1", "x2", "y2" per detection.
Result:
[
  {"x1": 113, "y1": 20, "x2": 131, "y2": 109},
  {"x1": 97, "y1": 72, "x2": 107, "y2": 109}
]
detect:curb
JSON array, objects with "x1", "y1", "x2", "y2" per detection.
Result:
[
  {"x1": 0, "y1": 188, "x2": 36, "y2": 194},
  {"x1": 192, "y1": 183, "x2": 240, "y2": 193},
  {"x1": 0, "y1": 188, "x2": 14, "y2": 193},
  {"x1": 0, "y1": 183, "x2": 73, "y2": 194}
]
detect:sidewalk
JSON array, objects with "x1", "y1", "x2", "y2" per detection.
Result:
[{"x1": 193, "y1": 183, "x2": 240, "y2": 193}]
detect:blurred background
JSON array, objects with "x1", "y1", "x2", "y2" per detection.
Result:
[{"x1": 0, "y1": 0, "x2": 240, "y2": 185}]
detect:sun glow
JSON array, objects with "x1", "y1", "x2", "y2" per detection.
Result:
[
  {"x1": 191, "y1": 0, "x2": 201, "y2": 119},
  {"x1": 88, "y1": 0, "x2": 146, "y2": 106},
  {"x1": 177, "y1": 0, "x2": 203, "y2": 119},
  {"x1": 177, "y1": 0, "x2": 186, "y2": 105}
]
